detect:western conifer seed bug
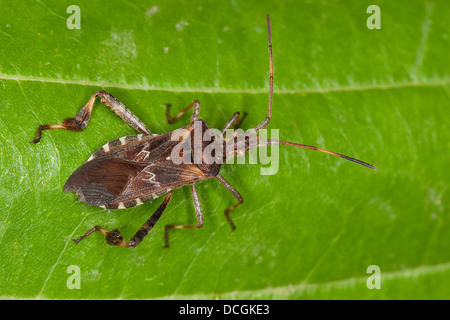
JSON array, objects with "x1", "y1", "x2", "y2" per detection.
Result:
[{"x1": 31, "y1": 15, "x2": 375, "y2": 248}]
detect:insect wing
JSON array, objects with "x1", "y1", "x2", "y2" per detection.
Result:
[
  {"x1": 111, "y1": 161, "x2": 207, "y2": 204},
  {"x1": 63, "y1": 157, "x2": 146, "y2": 206}
]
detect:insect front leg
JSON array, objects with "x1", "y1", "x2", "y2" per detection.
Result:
[
  {"x1": 31, "y1": 90, "x2": 152, "y2": 143},
  {"x1": 73, "y1": 192, "x2": 173, "y2": 248},
  {"x1": 165, "y1": 100, "x2": 201, "y2": 124},
  {"x1": 216, "y1": 174, "x2": 243, "y2": 231},
  {"x1": 164, "y1": 184, "x2": 204, "y2": 248}
]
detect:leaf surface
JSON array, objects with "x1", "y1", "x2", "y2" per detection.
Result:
[{"x1": 0, "y1": 0, "x2": 449, "y2": 299}]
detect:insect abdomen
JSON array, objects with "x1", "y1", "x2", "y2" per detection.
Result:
[{"x1": 86, "y1": 133, "x2": 149, "y2": 162}]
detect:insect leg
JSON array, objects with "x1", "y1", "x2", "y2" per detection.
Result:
[
  {"x1": 127, "y1": 191, "x2": 173, "y2": 247},
  {"x1": 164, "y1": 184, "x2": 204, "y2": 248},
  {"x1": 221, "y1": 111, "x2": 249, "y2": 134},
  {"x1": 215, "y1": 174, "x2": 243, "y2": 231},
  {"x1": 221, "y1": 112, "x2": 240, "y2": 133},
  {"x1": 31, "y1": 90, "x2": 151, "y2": 143},
  {"x1": 165, "y1": 100, "x2": 201, "y2": 124},
  {"x1": 72, "y1": 192, "x2": 173, "y2": 248}
]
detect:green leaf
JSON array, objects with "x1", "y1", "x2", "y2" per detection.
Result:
[{"x1": 0, "y1": 0, "x2": 449, "y2": 299}]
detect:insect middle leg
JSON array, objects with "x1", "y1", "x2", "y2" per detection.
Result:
[
  {"x1": 164, "y1": 184, "x2": 204, "y2": 248},
  {"x1": 31, "y1": 90, "x2": 152, "y2": 143},
  {"x1": 165, "y1": 100, "x2": 201, "y2": 124},
  {"x1": 216, "y1": 174, "x2": 243, "y2": 231},
  {"x1": 73, "y1": 192, "x2": 173, "y2": 248},
  {"x1": 221, "y1": 111, "x2": 249, "y2": 134}
]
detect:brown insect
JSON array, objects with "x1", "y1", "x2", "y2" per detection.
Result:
[{"x1": 31, "y1": 15, "x2": 375, "y2": 248}]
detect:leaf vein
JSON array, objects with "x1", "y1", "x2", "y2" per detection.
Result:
[{"x1": 0, "y1": 73, "x2": 448, "y2": 95}]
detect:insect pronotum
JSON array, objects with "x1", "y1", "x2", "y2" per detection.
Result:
[{"x1": 31, "y1": 15, "x2": 375, "y2": 248}]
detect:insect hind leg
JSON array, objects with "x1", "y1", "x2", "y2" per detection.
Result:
[
  {"x1": 73, "y1": 192, "x2": 173, "y2": 248},
  {"x1": 31, "y1": 90, "x2": 151, "y2": 143}
]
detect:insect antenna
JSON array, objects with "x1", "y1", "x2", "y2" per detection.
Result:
[
  {"x1": 253, "y1": 14, "x2": 273, "y2": 132},
  {"x1": 259, "y1": 139, "x2": 376, "y2": 170},
  {"x1": 224, "y1": 15, "x2": 375, "y2": 171},
  {"x1": 247, "y1": 15, "x2": 375, "y2": 170}
]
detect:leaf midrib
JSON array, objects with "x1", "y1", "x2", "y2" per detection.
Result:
[{"x1": 0, "y1": 73, "x2": 448, "y2": 94}]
